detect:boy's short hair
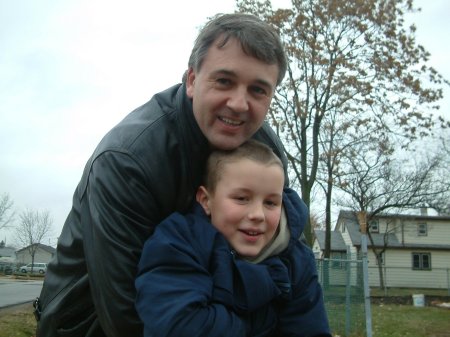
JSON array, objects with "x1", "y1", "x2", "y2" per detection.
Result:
[{"x1": 204, "y1": 139, "x2": 284, "y2": 192}]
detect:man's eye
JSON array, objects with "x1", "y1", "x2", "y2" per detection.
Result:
[
  {"x1": 216, "y1": 78, "x2": 231, "y2": 86},
  {"x1": 251, "y1": 86, "x2": 268, "y2": 96}
]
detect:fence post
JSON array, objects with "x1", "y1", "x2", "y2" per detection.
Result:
[
  {"x1": 345, "y1": 247, "x2": 352, "y2": 336},
  {"x1": 447, "y1": 268, "x2": 450, "y2": 296},
  {"x1": 357, "y1": 211, "x2": 373, "y2": 337}
]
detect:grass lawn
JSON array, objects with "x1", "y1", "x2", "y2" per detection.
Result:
[
  {"x1": 0, "y1": 301, "x2": 449, "y2": 337},
  {"x1": 371, "y1": 304, "x2": 450, "y2": 337},
  {"x1": 0, "y1": 303, "x2": 36, "y2": 337}
]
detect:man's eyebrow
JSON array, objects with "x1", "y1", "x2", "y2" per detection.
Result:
[{"x1": 212, "y1": 69, "x2": 274, "y2": 92}]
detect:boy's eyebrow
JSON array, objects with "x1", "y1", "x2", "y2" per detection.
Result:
[{"x1": 212, "y1": 69, "x2": 274, "y2": 93}]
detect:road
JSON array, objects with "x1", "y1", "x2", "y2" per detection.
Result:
[{"x1": 0, "y1": 276, "x2": 43, "y2": 308}]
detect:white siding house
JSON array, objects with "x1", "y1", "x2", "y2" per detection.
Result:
[
  {"x1": 16, "y1": 243, "x2": 56, "y2": 265},
  {"x1": 313, "y1": 210, "x2": 450, "y2": 289},
  {"x1": 0, "y1": 243, "x2": 16, "y2": 263}
]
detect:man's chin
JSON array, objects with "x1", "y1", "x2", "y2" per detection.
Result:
[{"x1": 208, "y1": 136, "x2": 249, "y2": 150}]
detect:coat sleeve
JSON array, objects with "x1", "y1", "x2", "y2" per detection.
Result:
[
  {"x1": 135, "y1": 213, "x2": 247, "y2": 337},
  {"x1": 82, "y1": 151, "x2": 157, "y2": 337},
  {"x1": 275, "y1": 244, "x2": 332, "y2": 337},
  {"x1": 274, "y1": 189, "x2": 332, "y2": 337}
]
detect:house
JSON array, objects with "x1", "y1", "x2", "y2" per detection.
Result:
[
  {"x1": 0, "y1": 241, "x2": 16, "y2": 263},
  {"x1": 313, "y1": 210, "x2": 450, "y2": 289},
  {"x1": 15, "y1": 243, "x2": 56, "y2": 265},
  {"x1": 313, "y1": 229, "x2": 347, "y2": 260}
]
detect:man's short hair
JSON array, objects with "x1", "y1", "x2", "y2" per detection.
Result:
[{"x1": 187, "y1": 13, "x2": 287, "y2": 86}]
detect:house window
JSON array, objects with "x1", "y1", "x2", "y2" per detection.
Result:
[
  {"x1": 369, "y1": 220, "x2": 379, "y2": 233},
  {"x1": 412, "y1": 252, "x2": 431, "y2": 270},
  {"x1": 417, "y1": 223, "x2": 428, "y2": 236},
  {"x1": 376, "y1": 252, "x2": 385, "y2": 266},
  {"x1": 331, "y1": 252, "x2": 346, "y2": 268}
]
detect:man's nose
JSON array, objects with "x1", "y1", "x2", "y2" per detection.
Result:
[{"x1": 227, "y1": 87, "x2": 249, "y2": 113}]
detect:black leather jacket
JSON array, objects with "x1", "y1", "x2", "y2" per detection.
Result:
[{"x1": 36, "y1": 83, "x2": 288, "y2": 337}]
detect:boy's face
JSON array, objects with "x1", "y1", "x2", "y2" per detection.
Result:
[
  {"x1": 197, "y1": 159, "x2": 284, "y2": 258},
  {"x1": 186, "y1": 37, "x2": 279, "y2": 150}
]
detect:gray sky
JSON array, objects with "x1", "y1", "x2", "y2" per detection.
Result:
[{"x1": 1, "y1": 0, "x2": 449, "y2": 247}]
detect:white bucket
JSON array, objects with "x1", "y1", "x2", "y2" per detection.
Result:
[{"x1": 412, "y1": 294, "x2": 425, "y2": 307}]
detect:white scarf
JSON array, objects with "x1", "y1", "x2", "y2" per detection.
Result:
[{"x1": 245, "y1": 206, "x2": 291, "y2": 264}]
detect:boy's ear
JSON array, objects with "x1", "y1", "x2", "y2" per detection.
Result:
[{"x1": 196, "y1": 186, "x2": 211, "y2": 215}]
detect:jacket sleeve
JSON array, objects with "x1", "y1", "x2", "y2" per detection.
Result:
[
  {"x1": 275, "y1": 244, "x2": 332, "y2": 337},
  {"x1": 253, "y1": 123, "x2": 289, "y2": 187},
  {"x1": 81, "y1": 151, "x2": 157, "y2": 337},
  {"x1": 274, "y1": 189, "x2": 331, "y2": 337},
  {"x1": 135, "y1": 213, "x2": 247, "y2": 337}
]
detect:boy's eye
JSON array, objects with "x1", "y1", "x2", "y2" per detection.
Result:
[{"x1": 265, "y1": 199, "x2": 280, "y2": 207}]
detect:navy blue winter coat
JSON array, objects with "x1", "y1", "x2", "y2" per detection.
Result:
[{"x1": 135, "y1": 188, "x2": 331, "y2": 337}]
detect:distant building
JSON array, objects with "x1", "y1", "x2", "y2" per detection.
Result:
[
  {"x1": 0, "y1": 241, "x2": 16, "y2": 263},
  {"x1": 16, "y1": 243, "x2": 56, "y2": 265},
  {"x1": 313, "y1": 210, "x2": 450, "y2": 289}
]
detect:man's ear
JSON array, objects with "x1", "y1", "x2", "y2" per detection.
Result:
[
  {"x1": 196, "y1": 186, "x2": 211, "y2": 215},
  {"x1": 186, "y1": 67, "x2": 196, "y2": 98}
]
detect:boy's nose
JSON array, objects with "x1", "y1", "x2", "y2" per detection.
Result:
[{"x1": 248, "y1": 203, "x2": 265, "y2": 222}]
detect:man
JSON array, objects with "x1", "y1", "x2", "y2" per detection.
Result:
[{"x1": 36, "y1": 13, "x2": 288, "y2": 337}]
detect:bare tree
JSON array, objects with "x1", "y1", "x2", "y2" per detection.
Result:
[
  {"x1": 236, "y1": 0, "x2": 449, "y2": 244},
  {"x1": 15, "y1": 208, "x2": 53, "y2": 272},
  {"x1": 424, "y1": 132, "x2": 450, "y2": 215},
  {"x1": 314, "y1": 108, "x2": 380, "y2": 257},
  {"x1": 336, "y1": 139, "x2": 449, "y2": 288},
  {"x1": 0, "y1": 193, "x2": 15, "y2": 231}
]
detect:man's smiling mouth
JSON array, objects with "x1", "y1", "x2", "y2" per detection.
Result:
[{"x1": 219, "y1": 116, "x2": 244, "y2": 126}]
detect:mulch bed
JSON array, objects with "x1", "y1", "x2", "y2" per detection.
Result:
[{"x1": 371, "y1": 295, "x2": 450, "y2": 306}]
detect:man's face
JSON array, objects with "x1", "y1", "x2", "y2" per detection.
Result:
[{"x1": 186, "y1": 38, "x2": 279, "y2": 150}]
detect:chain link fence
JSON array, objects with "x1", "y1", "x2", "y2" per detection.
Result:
[{"x1": 317, "y1": 259, "x2": 366, "y2": 337}]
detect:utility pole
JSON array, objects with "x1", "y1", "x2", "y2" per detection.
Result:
[{"x1": 357, "y1": 211, "x2": 373, "y2": 337}]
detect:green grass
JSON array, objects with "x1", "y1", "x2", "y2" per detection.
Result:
[
  {"x1": 1, "y1": 301, "x2": 449, "y2": 337},
  {"x1": 0, "y1": 303, "x2": 36, "y2": 337},
  {"x1": 371, "y1": 304, "x2": 450, "y2": 337}
]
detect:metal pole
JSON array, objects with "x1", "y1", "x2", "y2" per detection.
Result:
[
  {"x1": 447, "y1": 268, "x2": 450, "y2": 296},
  {"x1": 345, "y1": 246, "x2": 352, "y2": 336},
  {"x1": 357, "y1": 211, "x2": 373, "y2": 337}
]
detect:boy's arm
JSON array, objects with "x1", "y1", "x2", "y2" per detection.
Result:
[
  {"x1": 135, "y1": 213, "x2": 247, "y2": 337},
  {"x1": 274, "y1": 188, "x2": 332, "y2": 337},
  {"x1": 276, "y1": 245, "x2": 332, "y2": 337}
]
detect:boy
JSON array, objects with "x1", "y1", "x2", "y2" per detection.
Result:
[{"x1": 135, "y1": 140, "x2": 331, "y2": 337}]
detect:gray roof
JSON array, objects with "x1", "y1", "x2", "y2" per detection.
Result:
[
  {"x1": 338, "y1": 210, "x2": 400, "y2": 247},
  {"x1": 337, "y1": 210, "x2": 450, "y2": 249},
  {"x1": 0, "y1": 246, "x2": 16, "y2": 257},
  {"x1": 314, "y1": 229, "x2": 347, "y2": 251},
  {"x1": 16, "y1": 243, "x2": 56, "y2": 254}
]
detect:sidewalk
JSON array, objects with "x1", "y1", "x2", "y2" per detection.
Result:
[{"x1": 0, "y1": 274, "x2": 44, "y2": 282}]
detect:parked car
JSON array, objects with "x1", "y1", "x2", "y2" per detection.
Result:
[
  {"x1": 0, "y1": 263, "x2": 13, "y2": 275},
  {"x1": 19, "y1": 262, "x2": 47, "y2": 274}
]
